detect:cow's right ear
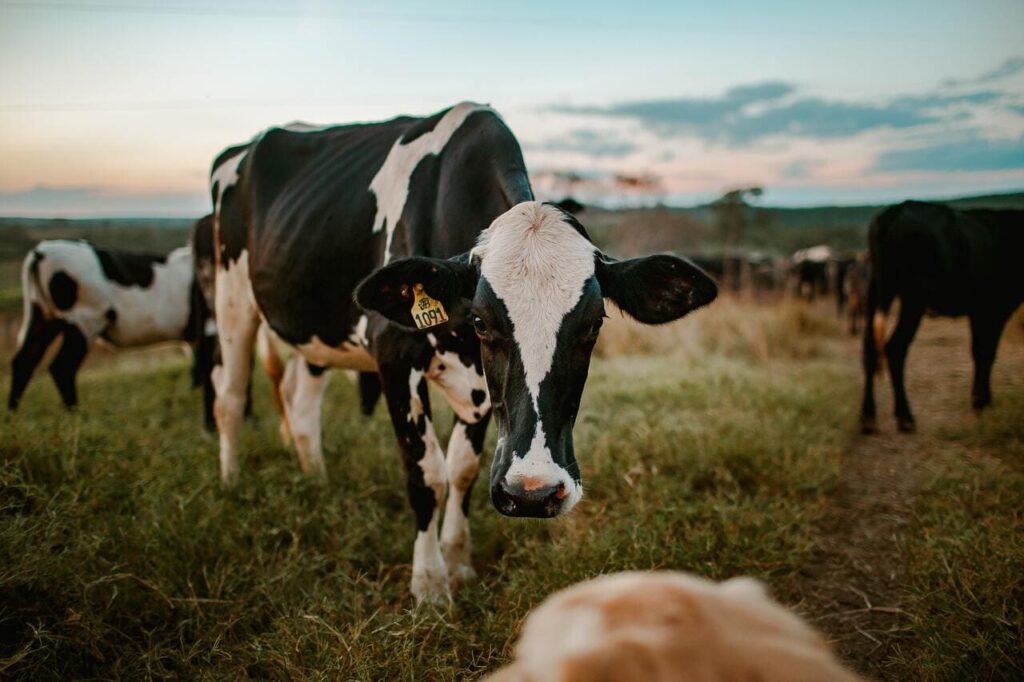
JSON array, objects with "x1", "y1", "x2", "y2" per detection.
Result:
[{"x1": 355, "y1": 254, "x2": 478, "y2": 329}]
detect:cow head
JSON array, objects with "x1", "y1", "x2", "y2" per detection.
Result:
[{"x1": 356, "y1": 202, "x2": 717, "y2": 518}]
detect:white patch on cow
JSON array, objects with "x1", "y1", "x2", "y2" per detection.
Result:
[
  {"x1": 280, "y1": 355, "x2": 330, "y2": 479},
  {"x1": 280, "y1": 120, "x2": 331, "y2": 132},
  {"x1": 407, "y1": 368, "x2": 425, "y2": 423},
  {"x1": 427, "y1": 350, "x2": 488, "y2": 423},
  {"x1": 473, "y1": 202, "x2": 596, "y2": 410},
  {"x1": 440, "y1": 421, "x2": 480, "y2": 584},
  {"x1": 213, "y1": 248, "x2": 260, "y2": 484},
  {"x1": 369, "y1": 101, "x2": 492, "y2": 264},
  {"x1": 472, "y1": 202, "x2": 594, "y2": 510},
  {"x1": 211, "y1": 149, "x2": 247, "y2": 217},
  {"x1": 793, "y1": 244, "x2": 832, "y2": 263},
  {"x1": 22, "y1": 241, "x2": 195, "y2": 348},
  {"x1": 349, "y1": 314, "x2": 370, "y2": 346},
  {"x1": 412, "y1": 526, "x2": 449, "y2": 605},
  {"x1": 503, "y1": 429, "x2": 584, "y2": 510}
]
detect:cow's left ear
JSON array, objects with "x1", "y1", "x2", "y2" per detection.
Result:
[
  {"x1": 355, "y1": 254, "x2": 478, "y2": 329},
  {"x1": 596, "y1": 253, "x2": 718, "y2": 324}
]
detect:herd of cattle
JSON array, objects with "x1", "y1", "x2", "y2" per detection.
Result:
[{"x1": 6, "y1": 102, "x2": 1022, "y2": 679}]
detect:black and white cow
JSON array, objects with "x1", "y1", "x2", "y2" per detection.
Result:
[
  {"x1": 8, "y1": 236, "x2": 212, "y2": 413},
  {"x1": 210, "y1": 102, "x2": 717, "y2": 603},
  {"x1": 861, "y1": 201, "x2": 1024, "y2": 433}
]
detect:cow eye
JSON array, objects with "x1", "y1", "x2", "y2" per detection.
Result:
[
  {"x1": 589, "y1": 317, "x2": 604, "y2": 337},
  {"x1": 472, "y1": 315, "x2": 488, "y2": 336}
]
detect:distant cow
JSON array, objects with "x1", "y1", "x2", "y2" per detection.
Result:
[
  {"x1": 841, "y1": 254, "x2": 869, "y2": 336},
  {"x1": 790, "y1": 244, "x2": 832, "y2": 300},
  {"x1": 861, "y1": 201, "x2": 1024, "y2": 433},
  {"x1": 8, "y1": 236, "x2": 212, "y2": 415},
  {"x1": 210, "y1": 103, "x2": 717, "y2": 603},
  {"x1": 484, "y1": 571, "x2": 864, "y2": 682}
]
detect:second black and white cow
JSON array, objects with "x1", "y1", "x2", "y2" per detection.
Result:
[
  {"x1": 8, "y1": 235, "x2": 212, "y2": 414},
  {"x1": 861, "y1": 201, "x2": 1024, "y2": 433},
  {"x1": 210, "y1": 103, "x2": 717, "y2": 603}
]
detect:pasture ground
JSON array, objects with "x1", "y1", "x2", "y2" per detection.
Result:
[{"x1": 1, "y1": 299, "x2": 1022, "y2": 680}]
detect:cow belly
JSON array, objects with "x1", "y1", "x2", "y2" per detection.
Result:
[
  {"x1": 298, "y1": 336, "x2": 378, "y2": 371},
  {"x1": 263, "y1": 326, "x2": 378, "y2": 372}
]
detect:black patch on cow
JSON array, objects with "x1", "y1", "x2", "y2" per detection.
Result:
[
  {"x1": 544, "y1": 201, "x2": 593, "y2": 243},
  {"x1": 48, "y1": 271, "x2": 78, "y2": 311},
  {"x1": 554, "y1": 197, "x2": 585, "y2": 215},
  {"x1": 471, "y1": 389, "x2": 486, "y2": 407},
  {"x1": 93, "y1": 246, "x2": 165, "y2": 288},
  {"x1": 307, "y1": 363, "x2": 326, "y2": 377}
]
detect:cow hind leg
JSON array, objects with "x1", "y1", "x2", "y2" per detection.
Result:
[
  {"x1": 280, "y1": 357, "x2": 329, "y2": 480},
  {"x1": 256, "y1": 324, "x2": 291, "y2": 445},
  {"x1": 48, "y1": 324, "x2": 89, "y2": 408},
  {"x1": 969, "y1": 314, "x2": 1008, "y2": 412},
  {"x1": 440, "y1": 412, "x2": 490, "y2": 587},
  {"x1": 885, "y1": 300, "x2": 924, "y2": 433},
  {"x1": 8, "y1": 304, "x2": 62, "y2": 410},
  {"x1": 213, "y1": 265, "x2": 259, "y2": 485}
]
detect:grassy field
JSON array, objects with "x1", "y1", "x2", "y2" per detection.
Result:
[{"x1": 1, "y1": 298, "x2": 1022, "y2": 680}]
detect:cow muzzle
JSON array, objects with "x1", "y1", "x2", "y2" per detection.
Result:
[{"x1": 491, "y1": 472, "x2": 580, "y2": 518}]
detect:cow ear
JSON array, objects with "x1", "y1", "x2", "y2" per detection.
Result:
[
  {"x1": 355, "y1": 254, "x2": 477, "y2": 329},
  {"x1": 596, "y1": 253, "x2": 718, "y2": 324}
]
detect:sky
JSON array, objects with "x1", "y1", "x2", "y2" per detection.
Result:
[{"x1": 1, "y1": 0, "x2": 1023, "y2": 216}]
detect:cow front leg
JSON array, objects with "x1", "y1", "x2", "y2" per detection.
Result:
[
  {"x1": 441, "y1": 412, "x2": 490, "y2": 586},
  {"x1": 213, "y1": 263, "x2": 259, "y2": 484},
  {"x1": 280, "y1": 356, "x2": 329, "y2": 480},
  {"x1": 382, "y1": 365, "x2": 449, "y2": 605}
]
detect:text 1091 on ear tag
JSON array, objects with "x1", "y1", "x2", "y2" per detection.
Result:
[{"x1": 411, "y1": 283, "x2": 449, "y2": 330}]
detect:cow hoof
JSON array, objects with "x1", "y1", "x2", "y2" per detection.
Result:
[
  {"x1": 860, "y1": 417, "x2": 878, "y2": 435},
  {"x1": 897, "y1": 418, "x2": 916, "y2": 433},
  {"x1": 448, "y1": 562, "x2": 478, "y2": 588},
  {"x1": 412, "y1": 570, "x2": 452, "y2": 607},
  {"x1": 278, "y1": 421, "x2": 293, "y2": 447}
]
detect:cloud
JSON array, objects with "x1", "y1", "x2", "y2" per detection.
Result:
[
  {"x1": 872, "y1": 135, "x2": 1024, "y2": 173},
  {"x1": 0, "y1": 185, "x2": 207, "y2": 217},
  {"x1": 531, "y1": 128, "x2": 639, "y2": 158},
  {"x1": 550, "y1": 83, "x2": 1001, "y2": 146},
  {"x1": 781, "y1": 159, "x2": 824, "y2": 179},
  {"x1": 943, "y1": 56, "x2": 1024, "y2": 87}
]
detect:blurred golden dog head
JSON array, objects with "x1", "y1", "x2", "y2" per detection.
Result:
[{"x1": 484, "y1": 571, "x2": 865, "y2": 682}]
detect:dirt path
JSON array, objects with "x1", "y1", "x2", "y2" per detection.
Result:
[{"x1": 795, "y1": 315, "x2": 1024, "y2": 679}]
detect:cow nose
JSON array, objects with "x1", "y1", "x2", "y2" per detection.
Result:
[{"x1": 492, "y1": 477, "x2": 568, "y2": 518}]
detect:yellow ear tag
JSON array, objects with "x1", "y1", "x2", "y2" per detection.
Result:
[{"x1": 410, "y1": 283, "x2": 449, "y2": 330}]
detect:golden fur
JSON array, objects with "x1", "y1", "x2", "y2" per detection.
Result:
[{"x1": 484, "y1": 571, "x2": 866, "y2": 682}]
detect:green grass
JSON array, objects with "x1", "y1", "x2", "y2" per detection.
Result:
[
  {"x1": 892, "y1": 385, "x2": 1024, "y2": 681},
  {"x1": 1, "y1": 303, "x2": 1021, "y2": 679},
  {"x1": 0, "y1": 315, "x2": 855, "y2": 679}
]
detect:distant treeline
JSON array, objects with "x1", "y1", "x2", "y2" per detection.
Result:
[
  {"x1": 0, "y1": 218, "x2": 193, "y2": 266},
  {"x1": 1, "y1": 189, "x2": 1021, "y2": 278},
  {"x1": 585, "y1": 190, "x2": 1024, "y2": 258}
]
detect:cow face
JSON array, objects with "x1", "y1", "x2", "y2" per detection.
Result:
[{"x1": 357, "y1": 202, "x2": 717, "y2": 519}]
